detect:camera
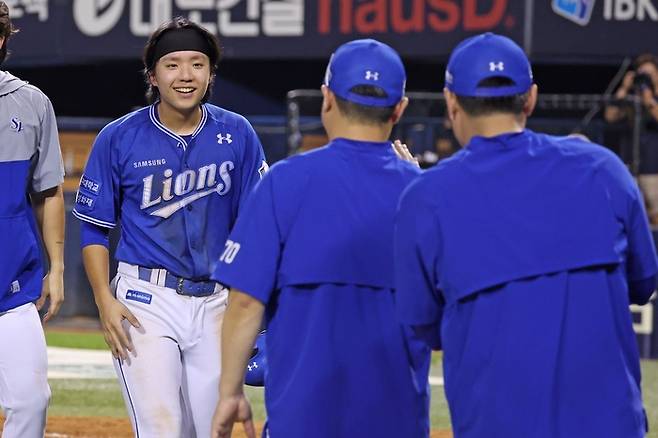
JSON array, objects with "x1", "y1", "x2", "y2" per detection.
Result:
[{"x1": 634, "y1": 72, "x2": 654, "y2": 91}]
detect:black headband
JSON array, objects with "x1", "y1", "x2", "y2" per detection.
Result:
[{"x1": 152, "y1": 28, "x2": 213, "y2": 65}]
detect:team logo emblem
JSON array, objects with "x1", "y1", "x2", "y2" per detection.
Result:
[
  {"x1": 247, "y1": 361, "x2": 258, "y2": 371},
  {"x1": 10, "y1": 117, "x2": 23, "y2": 132},
  {"x1": 552, "y1": 0, "x2": 596, "y2": 26},
  {"x1": 217, "y1": 133, "x2": 233, "y2": 144},
  {"x1": 365, "y1": 70, "x2": 379, "y2": 81},
  {"x1": 489, "y1": 62, "x2": 505, "y2": 72}
]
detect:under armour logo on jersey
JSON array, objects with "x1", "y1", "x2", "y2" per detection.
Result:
[
  {"x1": 489, "y1": 62, "x2": 504, "y2": 72},
  {"x1": 217, "y1": 133, "x2": 232, "y2": 144},
  {"x1": 365, "y1": 70, "x2": 379, "y2": 81},
  {"x1": 10, "y1": 117, "x2": 23, "y2": 132},
  {"x1": 247, "y1": 361, "x2": 258, "y2": 371}
]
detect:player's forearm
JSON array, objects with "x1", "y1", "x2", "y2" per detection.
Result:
[
  {"x1": 220, "y1": 289, "x2": 265, "y2": 398},
  {"x1": 82, "y1": 244, "x2": 113, "y2": 304},
  {"x1": 31, "y1": 185, "x2": 65, "y2": 272}
]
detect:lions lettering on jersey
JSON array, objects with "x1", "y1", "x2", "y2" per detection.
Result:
[{"x1": 141, "y1": 161, "x2": 235, "y2": 218}]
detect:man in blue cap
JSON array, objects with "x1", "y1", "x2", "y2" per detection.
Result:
[
  {"x1": 210, "y1": 39, "x2": 427, "y2": 438},
  {"x1": 394, "y1": 32, "x2": 658, "y2": 438}
]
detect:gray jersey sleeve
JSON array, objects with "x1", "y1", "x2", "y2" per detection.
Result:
[{"x1": 31, "y1": 94, "x2": 64, "y2": 192}]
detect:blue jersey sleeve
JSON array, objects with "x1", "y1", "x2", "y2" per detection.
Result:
[
  {"x1": 238, "y1": 120, "x2": 268, "y2": 213},
  {"x1": 394, "y1": 182, "x2": 445, "y2": 326},
  {"x1": 72, "y1": 126, "x2": 120, "y2": 228},
  {"x1": 212, "y1": 172, "x2": 281, "y2": 304},
  {"x1": 599, "y1": 155, "x2": 658, "y2": 282}
]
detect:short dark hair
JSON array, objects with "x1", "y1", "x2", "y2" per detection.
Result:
[
  {"x1": 456, "y1": 77, "x2": 530, "y2": 117},
  {"x1": 634, "y1": 53, "x2": 658, "y2": 70},
  {"x1": 142, "y1": 17, "x2": 221, "y2": 104},
  {"x1": 334, "y1": 85, "x2": 397, "y2": 124},
  {"x1": 0, "y1": 1, "x2": 19, "y2": 66}
]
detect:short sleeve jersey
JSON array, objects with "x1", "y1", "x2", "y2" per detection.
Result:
[
  {"x1": 0, "y1": 75, "x2": 65, "y2": 311},
  {"x1": 395, "y1": 130, "x2": 658, "y2": 438},
  {"x1": 73, "y1": 103, "x2": 267, "y2": 279},
  {"x1": 213, "y1": 139, "x2": 428, "y2": 438}
]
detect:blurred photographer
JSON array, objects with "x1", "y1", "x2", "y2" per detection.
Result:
[{"x1": 605, "y1": 54, "x2": 658, "y2": 224}]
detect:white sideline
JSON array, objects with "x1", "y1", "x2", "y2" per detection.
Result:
[
  {"x1": 47, "y1": 347, "x2": 115, "y2": 379},
  {"x1": 47, "y1": 346, "x2": 446, "y2": 385}
]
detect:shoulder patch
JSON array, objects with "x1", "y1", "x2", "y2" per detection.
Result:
[
  {"x1": 76, "y1": 193, "x2": 96, "y2": 209},
  {"x1": 79, "y1": 175, "x2": 102, "y2": 195}
]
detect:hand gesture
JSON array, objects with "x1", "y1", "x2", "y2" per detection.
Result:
[
  {"x1": 36, "y1": 270, "x2": 64, "y2": 323},
  {"x1": 97, "y1": 295, "x2": 141, "y2": 360},
  {"x1": 392, "y1": 140, "x2": 420, "y2": 168},
  {"x1": 211, "y1": 394, "x2": 256, "y2": 438}
]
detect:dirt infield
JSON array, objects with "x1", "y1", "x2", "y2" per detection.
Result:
[{"x1": 2, "y1": 416, "x2": 453, "y2": 437}]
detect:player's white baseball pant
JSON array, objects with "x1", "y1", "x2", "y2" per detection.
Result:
[
  {"x1": 113, "y1": 263, "x2": 227, "y2": 438},
  {"x1": 0, "y1": 303, "x2": 50, "y2": 438}
]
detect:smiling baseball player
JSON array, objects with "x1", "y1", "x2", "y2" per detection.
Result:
[{"x1": 74, "y1": 17, "x2": 267, "y2": 438}]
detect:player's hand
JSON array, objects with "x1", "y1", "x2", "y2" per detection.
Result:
[
  {"x1": 97, "y1": 295, "x2": 141, "y2": 360},
  {"x1": 36, "y1": 268, "x2": 64, "y2": 324},
  {"x1": 392, "y1": 140, "x2": 420, "y2": 168},
  {"x1": 211, "y1": 394, "x2": 255, "y2": 438}
]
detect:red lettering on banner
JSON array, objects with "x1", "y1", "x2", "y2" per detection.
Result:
[
  {"x1": 391, "y1": 0, "x2": 424, "y2": 33},
  {"x1": 318, "y1": 0, "x2": 331, "y2": 33},
  {"x1": 341, "y1": 0, "x2": 353, "y2": 33},
  {"x1": 428, "y1": 0, "x2": 460, "y2": 31},
  {"x1": 355, "y1": 0, "x2": 388, "y2": 33},
  {"x1": 464, "y1": 0, "x2": 507, "y2": 30},
  {"x1": 317, "y1": 0, "x2": 511, "y2": 34}
]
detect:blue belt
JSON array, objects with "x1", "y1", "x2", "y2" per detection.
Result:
[{"x1": 137, "y1": 267, "x2": 218, "y2": 297}]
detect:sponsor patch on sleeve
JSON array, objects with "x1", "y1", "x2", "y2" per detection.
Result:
[
  {"x1": 76, "y1": 193, "x2": 96, "y2": 209},
  {"x1": 126, "y1": 289, "x2": 152, "y2": 305},
  {"x1": 79, "y1": 175, "x2": 101, "y2": 195}
]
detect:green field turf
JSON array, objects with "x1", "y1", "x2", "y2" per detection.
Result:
[
  {"x1": 44, "y1": 329, "x2": 658, "y2": 436},
  {"x1": 46, "y1": 330, "x2": 108, "y2": 350}
]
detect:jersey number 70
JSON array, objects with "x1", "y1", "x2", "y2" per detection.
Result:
[{"x1": 220, "y1": 240, "x2": 241, "y2": 264}]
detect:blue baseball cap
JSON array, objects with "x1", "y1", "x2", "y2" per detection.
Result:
[
  {"x1": 445, "y1": 32, "x2": 533, "y2": 97},
  {"x1": 324, "y1": 39, "x2": 406, "y2": 107}
]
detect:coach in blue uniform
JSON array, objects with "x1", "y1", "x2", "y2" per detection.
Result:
[
  {"x1": 395, "y1": 32, "x2": 658, "y2": 438},
  {"x1": 74, "y1": 18, "x2": 266, "y2": 438},
  {"x1": 210, "y1": 40, "x2": 428, "y2": 438}
]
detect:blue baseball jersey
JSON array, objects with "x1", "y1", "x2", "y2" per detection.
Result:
[
  {"x1": 73, "y1": 103, "x2": 266, "y2": 279},
  {"x1": 0, "y1": 72, "x2": 64, "y2": 312},
  {"x1": 395, "y1": 130, "x2": 658, "y2": 438},
  {"x1": 213, "y1": 138, "x2": 428, "y2": 438}
]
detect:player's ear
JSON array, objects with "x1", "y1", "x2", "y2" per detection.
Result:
[
  {"x1": 444, "y1": 88, "x2": 459, "y2": 124},
  {"x1": 321, "y1": 85, "x2": 334, "y2": 114},
  {"x1": 523, "y1": 84, "x2": 538, "y2": 117},
  {"x1": 390, "y1": 96, "x2": 409, "y2": 124},
  {"x1": 148, "y1": 69, "x2": 158, "y2": 87}
]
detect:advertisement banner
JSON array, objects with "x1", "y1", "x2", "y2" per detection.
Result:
[
  {"x1": 532, "y1": 0, "x2": 658, "y2": 61},
  {"x1": 6, "y1": 0, "x2": 524, "y2": 63}
]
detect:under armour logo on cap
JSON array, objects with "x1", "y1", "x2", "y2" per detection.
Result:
[
  {"x1": 365, "y1": 70, "x2": 379, "y2": 81},
  {"x1": 489, "y1": 61, "x2": 504, "y2": 72}
]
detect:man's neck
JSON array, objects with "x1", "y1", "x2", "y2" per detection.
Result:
[
  {"x1": 462, "y1": 113, "x2": 525, "y2": 145},
  {"x1": 328, "y1": 120, "x2": 392, "y2": 143},
  {"x1": 157, "y1": 102, "x2": 202, "y2": 135}
]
